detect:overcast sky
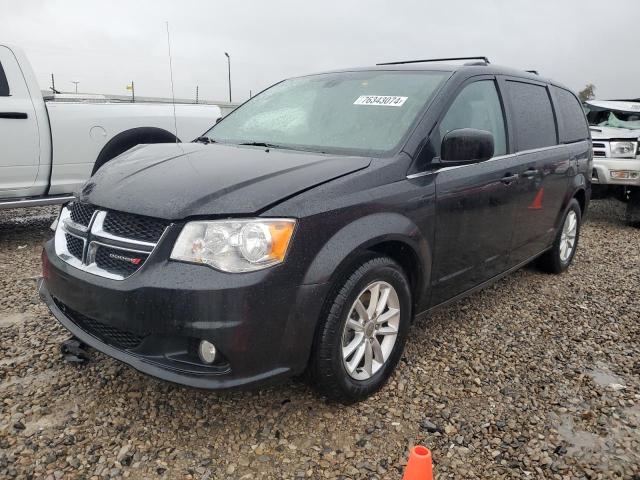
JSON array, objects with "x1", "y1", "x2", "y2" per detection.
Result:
[{"x1": 1, "y1": 0, "x2": 637, "y2": 102}]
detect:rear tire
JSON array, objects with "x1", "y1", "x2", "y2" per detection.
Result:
[
  {"x1": 537, "y1": 198, "x2": 581, "y2": 274},
  {"x1": 308, "y1": 256, "x2": 412, "y2": 404}
]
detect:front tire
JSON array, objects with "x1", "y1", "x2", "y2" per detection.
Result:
[
  {"x1": 537, "y1": 198, "x2": 582, "y2": 273},
  {"x1": 309, "y1": 256, "x2": 412, "y2": 403}
]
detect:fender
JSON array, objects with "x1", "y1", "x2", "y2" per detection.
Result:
[{"x1": 302, "y1": 212, "x2": 431, "y2": 306}]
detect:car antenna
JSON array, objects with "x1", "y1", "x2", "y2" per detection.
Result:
[{"x1": 166, "y1": 21, "x2": 179, "y2": 144}]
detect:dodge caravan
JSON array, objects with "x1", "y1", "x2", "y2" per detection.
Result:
[{"x1": 40, "y1": 58, "x2": 592, "y2": 403}]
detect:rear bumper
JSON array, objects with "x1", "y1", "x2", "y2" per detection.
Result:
[
  {"x1": 40, "y1": 239, "x2": 329, "y2": 390},
  {"x1": 592, "y1": 158, "x2": 640, "y2": 186}
]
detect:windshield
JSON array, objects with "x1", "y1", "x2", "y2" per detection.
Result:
[
  {"x1": 586, "y1": 108, "x2": 640, "y2": 130},
  {"x1": 204, "y1": 70, "x2": 449, "y2": 156}
]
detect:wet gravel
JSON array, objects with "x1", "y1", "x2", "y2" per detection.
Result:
[{"x1": 0, "y1": 200, "x2": 639, "y2": 479}]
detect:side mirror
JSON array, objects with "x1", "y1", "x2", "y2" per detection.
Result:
[{"x1": 441, "y1": 128, "x2": 494, "y2": 164}]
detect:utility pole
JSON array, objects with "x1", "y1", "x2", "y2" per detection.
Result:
[
  {"x1": 249, "y1": 90, "x2": 252, "y2": 98},
  {"x1": 195, "y1": 85, "x2": 199, "y2": 104},
  {"x1": 224, "y1": 52, "x2": 231, "y2": 102},
  {"x1": 71, "y1": 81, "x2": 79, "y2": 94},
  {"x1": 131, "y1": 81, "x2": 135, "y2": 103}
]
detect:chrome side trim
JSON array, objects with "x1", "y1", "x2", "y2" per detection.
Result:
[
  {"x1": 0, "y1": 195, "x2": 75, "y2": 209},
  {"x1": 406, "y1": 144, "x2": 571, "y2": 178},
  {"x1": 406, "y1": 171, "x2": 435, "y2": 179}
]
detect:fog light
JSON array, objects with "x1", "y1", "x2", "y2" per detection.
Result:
[{"x1": 198, "y1": 340, "x2": 217, "y2": 364}]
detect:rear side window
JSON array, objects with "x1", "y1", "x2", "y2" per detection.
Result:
[
  {"x1": 552, "y1": 86, "x2": 589, "y2": 142},
  {"x1": 0, "y1": 62, "x2": 9, "y2": 96},
  {"x1": 438, "y1": 80, "x2": 507, "y2": 156},
  {"x1": 506, "y1": 81, "x2": 557, "y2": 151}
]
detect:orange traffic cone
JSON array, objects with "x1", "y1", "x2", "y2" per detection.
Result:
[{"x1": 403, "y1": 445, "x2": 433, "y2": 480}]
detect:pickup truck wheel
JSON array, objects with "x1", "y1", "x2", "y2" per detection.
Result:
[
  {"x1": 309, "y1": 256, "x2": 411, "y2": 404},
  {"x1": 537, "y1": 198, "x2": 581, "y2": 274},
  {"x1": 92, "y1": 127, "x2": 178, "y2": 174}
]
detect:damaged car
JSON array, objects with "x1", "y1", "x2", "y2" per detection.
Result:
[
  {"x1": 39, "y1": 58, "x2": 591, "y2": 403},
  {"x1": 585, "y1": 99, "x2": 640, "y2": 224}
]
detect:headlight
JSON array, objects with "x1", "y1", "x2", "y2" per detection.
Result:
[
  {"x1": 170, "y1": 218, "x2": 296, "y2": 272},
  {"x1": 610, "y1": 141, "x2": 637, "y2": 158}
]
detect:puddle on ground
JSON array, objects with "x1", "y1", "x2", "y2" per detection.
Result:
[
  {"x1": 23, "y1": 411, "x2": 67, "y2": 436},
  {"x1": 585, "y1": 362, "x2": 626, "y2": 390},
  {"x1": 0, "y1": 312, "x2": 32, "y2": 328},
  {"x1": 557, "y1": 415, "x2": 604, "y2": 455}
]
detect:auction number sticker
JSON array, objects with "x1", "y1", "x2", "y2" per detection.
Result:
[{"x1": 354, "y1": 95, "x2": 408, "y2": 107}]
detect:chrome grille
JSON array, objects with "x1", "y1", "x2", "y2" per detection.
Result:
[
  {"x1": 54, "y1": 204, "x2": 168, "y2": 280},
  {"x1": 103, "y1": 211, "x2": 168, "y2": 243},
  {"x1": 592, "y1": 141, "x2": 610, "y2": 159},
  {"x1": 65, "y1": 233, "x2": 84, "y2": 260},
  {"x1": 69, "y1": 202, "x2": 96, "y2": 227}
]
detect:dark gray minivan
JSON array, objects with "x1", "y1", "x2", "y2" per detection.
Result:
[{"x1": 40, "y1": 57, "x2": 592, "y2": 403}]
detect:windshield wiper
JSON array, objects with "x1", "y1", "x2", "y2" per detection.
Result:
[
  {"x1": 193, "y1": 136, "x2": 215, "y2": 144},
  {"x1": 237, "y1": 141, "x2": 282, "y2": 148}
]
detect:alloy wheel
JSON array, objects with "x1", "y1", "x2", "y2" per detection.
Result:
[
  {"x1": 341, "y1": 281, "x2": 400, "y2": 380},
  {"x1": 559, "y1": 210, "x2": 578, "y2": 263}
]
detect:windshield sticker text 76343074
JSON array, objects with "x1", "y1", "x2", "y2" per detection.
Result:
[{"x1": 353, "y1": 95, "x2": 408, "y2": 107}]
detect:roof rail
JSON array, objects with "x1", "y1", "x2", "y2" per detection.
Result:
[
  {"x1": 377, "y1": 56, "x2": 490, "y2": 66},
  {"x1": 526, "y1": 70, "x2": 539, "y2": 75}
]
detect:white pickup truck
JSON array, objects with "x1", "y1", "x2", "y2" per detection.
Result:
[
  {"x1": 0, "y1": 44, "x2": 221, "y2": 208},
  {"x1": 585, "y1": 99, "x2": 640, "y2": 224}
]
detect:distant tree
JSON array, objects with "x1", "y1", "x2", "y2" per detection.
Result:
[{"x1": 578, "y1": 83, "x2": 596, "y2": 102}]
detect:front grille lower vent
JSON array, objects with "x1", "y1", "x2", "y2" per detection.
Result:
[
  {"x1": 54, "y1": 298, "x2": 145, "y2": 350},
  {"x1": 593, "y1": 151, "x2": 605, "y2": 157},
  {"x1": 103, "y1": 211, "x2": 168, "y2": 243}
]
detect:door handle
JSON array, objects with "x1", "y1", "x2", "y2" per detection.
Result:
[
  {"x1": 500, "y1": 173, "x2": 519, "y2": 185},
  {"x1": 0, "y1": 112, "x2": 28, "y2": 119},
  {"x1": 521, "y1": 168, "x2": 539, "y2": 179}
]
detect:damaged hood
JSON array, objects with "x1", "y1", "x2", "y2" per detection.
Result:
[{"x1": 80, "y1": 143, "x2": 371, "y2": 219}]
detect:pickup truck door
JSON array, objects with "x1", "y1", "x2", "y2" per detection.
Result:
[
  {"x1": 0, "y1": 45, "x2": 40, "y2": 193},
  {"x1": 429, "y1": 78, "x2": 519, "y2": 306}
]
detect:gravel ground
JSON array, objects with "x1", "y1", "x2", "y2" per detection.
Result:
[{"x1": 0, "y1": 200, "x2": 639, "y2": 480}]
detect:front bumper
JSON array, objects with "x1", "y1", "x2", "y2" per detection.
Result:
[
  {"x1": 592, "y1": 157, "x2": 640, "y2": 186},
  {"x1": 40, "y1": 239, "x2": 329, "y2": 390}
]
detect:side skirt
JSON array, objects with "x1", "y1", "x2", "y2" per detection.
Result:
[{"x1": 414, "y1": 248, "x2": 550, "y2": 322}]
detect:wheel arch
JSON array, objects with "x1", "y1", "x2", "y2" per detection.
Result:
[
  {"x1": 573, "y1": 187, "x2": 587, "y2": 215},
  {"x1": 302, "y1": 212, "x2": 431, "y2": 311},
  {"x1": 92, "y1": 127, "x2": 179, "y2": 174}
]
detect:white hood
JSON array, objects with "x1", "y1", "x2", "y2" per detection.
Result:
[{"x1": 589, "y1": 126, "x2": 640, "y2": 141}]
